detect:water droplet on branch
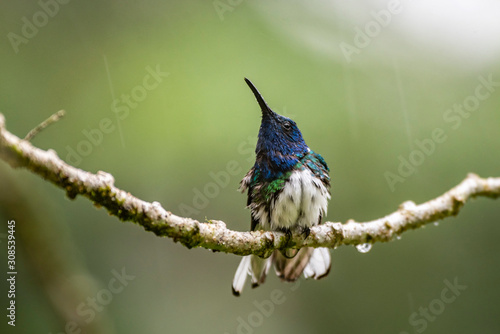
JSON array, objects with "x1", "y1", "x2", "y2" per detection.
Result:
[{"x1": 356, "y1": 243, "x2": 372, "y2": 253}]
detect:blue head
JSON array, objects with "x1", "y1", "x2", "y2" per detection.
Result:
[{"x1": 245, "y1": 78, "x2": 309, "y2": 179}]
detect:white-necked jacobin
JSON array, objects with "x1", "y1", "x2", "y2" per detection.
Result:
[{"x1": 232, "y1": 78, "x2": 332, "y2": 296}]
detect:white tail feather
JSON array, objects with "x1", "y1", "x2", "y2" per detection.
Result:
[
  {"x1": 303, "y1": 248, "x2": 331, "y2": 279},
  {"x1": 232, "y1": 255, "x2": 274, "y2": 296},
  {"x1": 233, "y1": 248, "x2": 331, "y2": 295},
  {"x1": 232, "y1": 255, "x2": 251, "y2": 296},
  {"x1": 250, "y1": 255, "x2": 273, "y2": 286}
]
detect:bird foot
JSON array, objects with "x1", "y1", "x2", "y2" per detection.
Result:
[
  {"x1": 301, "y1": 226, "x2": 311, "y2": 239},
  {"x1": 277, "y1": 227, "x2": 292, "y2": 239},
  {"x1": 277, "y1": 227, "x2": 297, "y2": 258}
]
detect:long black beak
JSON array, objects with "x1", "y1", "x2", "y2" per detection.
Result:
[{"x1": 244, "y1": 78, "x2": 274, "y2": 117}]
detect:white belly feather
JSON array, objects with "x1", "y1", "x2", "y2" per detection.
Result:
[{"x1": 253, "y1": 169, "x2": 330, "y2": 230}]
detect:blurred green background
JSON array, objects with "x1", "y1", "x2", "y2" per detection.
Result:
[{"x1": 1, "y1": 1, "x2": 499, "y2": 333}]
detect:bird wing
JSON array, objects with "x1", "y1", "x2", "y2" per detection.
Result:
[
  {"x1": 302, "y1": 150, "x2": 331, "y2": 190},
  {"x1": 239, "y1": 165, "x2": 262, "y2": 231},
  {"x1": 239, "y1": 165, "x2": 255, "y2": 194}
]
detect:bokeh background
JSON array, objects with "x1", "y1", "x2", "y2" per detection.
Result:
[{"x1": 1, "y1": 1, "x2": 499, "y2": 333}]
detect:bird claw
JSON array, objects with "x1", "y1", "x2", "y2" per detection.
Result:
[
  {"x1": 277, "y1": 228, "x2": 297, "y2": 258},
  {"x1": 277, "y1": 227, "x2": 292, "y2": 239},
  {"x1": 302, "y1": 227, "x2": 311, "y2": 239}
]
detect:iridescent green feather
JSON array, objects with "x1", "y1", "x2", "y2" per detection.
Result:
[
  {"x1": 302, "y1": 150, "x2": 330, "y2": 186},
  {"x1": 261, "y1": 170, "x2": 293, "y2": 200}
]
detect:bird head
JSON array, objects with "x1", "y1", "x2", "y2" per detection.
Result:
[{"x1": 245, "y1": 78, "x2": 309, "y2": 178}]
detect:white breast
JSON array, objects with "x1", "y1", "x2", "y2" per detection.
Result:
[{"x1": 254, "y1": 169, "x2": 330, "y2": 230}]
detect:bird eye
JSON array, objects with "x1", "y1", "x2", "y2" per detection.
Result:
[{"x1": 283, "y1": 122, "x2": 292, "y2": 130}]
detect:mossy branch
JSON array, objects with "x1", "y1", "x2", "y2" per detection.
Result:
[{"x1": 1, "y1": 113, "x2": 499, "y2": 257}]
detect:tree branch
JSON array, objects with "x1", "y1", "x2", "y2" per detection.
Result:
[
  {"x1": 24, "y1": 110, "x2": 66, "y2": 141},
  {"x1": 1, "y1": 112, "x2": 499, "y2": 257}
]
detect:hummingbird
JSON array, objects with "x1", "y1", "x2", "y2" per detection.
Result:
[{"x1": 232, "y1": 78, "x2": 332, "y2": 296}]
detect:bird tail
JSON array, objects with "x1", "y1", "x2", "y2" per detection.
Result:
[
  {"x1": 231, "y1": 248, "x2": 331, "y2": 296},
  {"x1": 274, "y1": 247, "x2": 331, "y2": 281},
  {"x1": 232, "y1": 254, "x2": 274, "y2": 296},
  {"x1": 302, "y1": 247, "x2": 332, "y2": 280}
]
